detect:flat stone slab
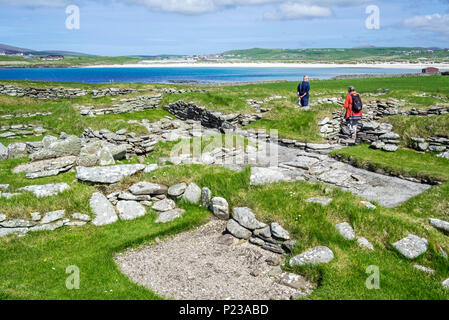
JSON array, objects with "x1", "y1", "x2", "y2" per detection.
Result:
[
  {"x1": 357, "y1": 237, "x2": 374, "y2": 250},
  {"x1": 13, "y1": 156, "x2": 77, "y2": 179},
  {"x1": 344, "y1": 166, "x2": 431, "y2": 208},
  {"x1": 246, "y1": 146, "x2": 431, "y2": 208},
  {"x1": 336, "y1": 222, "x2": 355, "y2": 240},
  {"x1": 361, "y1": 201, "x2": 377, "y2": 210},
  {"x1": 90, "y1": 192, "x2": 118, "y2": 226},
  {"x1": 129, "y1": 182, "x2": 168, "y2": 195},
  {"x1": 0, "y1": 227, "x2": 29, "y2": 237},
  {"x1": 250, "y1": 167, "x2": 292, "y2": 186},
  {"x1": 307, "y1": 197, "x2": 333, "y2": 206},
  {"x1": 18, "y1": 183, "x2": 70, "y2": 198},
  {"x1": 77, "y1": 164, "x2": 146, "y2": 184},
  {"x1": 1, "y1": 219, "x2": 35, "y2": 228},
  {"x1": 72, "y1": 213, "x2": 91, "y2": 222},
  {"x1": 414, "y1": 265, "x2": 435, "y2": 274},
  {"x1": 284, "y1": 156, "x2": 319, "y2": 170},
  {"x1": 41, "y1": 210, "x2": 65, "y2": 224},
  {"x1": 429, "y1": 218, "x2": 449, "y2": 234},
  {"x1": 290, "y1": 246, "x2": 334, "y2": 267},
  {"x1": 393, "y1": 234, "x2": 428, "y2": 259}
]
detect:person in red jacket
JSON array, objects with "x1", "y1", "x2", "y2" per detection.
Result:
[{"x1": 342, "y1": 86, "x2": 363, "y2": 140}]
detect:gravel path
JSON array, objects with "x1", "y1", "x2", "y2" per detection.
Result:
[{"x1": 114, "y1": 220, "x2": 314, "y2": 300}]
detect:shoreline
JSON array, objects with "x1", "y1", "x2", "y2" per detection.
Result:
[{"x1": 80, "y1": 62, "x2": 449, "y2": 70}]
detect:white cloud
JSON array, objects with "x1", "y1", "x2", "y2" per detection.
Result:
[
  {"x1": 266, "y1": 2, "x2": 332, "y2": 20},
  {"x1": 0, "y1": 0, "x2": 377, "y2": 16},
  {"x1": 403, "y1": 13, "x2": 449, "y2": 35},
  {"x1": 0, "y1": 0, "x2": 69, "y2": 7},
  {"x1": 127, "y1": 0, "x2": 288, "y2": 14}
]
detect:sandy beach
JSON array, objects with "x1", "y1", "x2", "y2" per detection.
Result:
[{"x1": 81, "y1": 62, "x2": 449, "y2": 69}]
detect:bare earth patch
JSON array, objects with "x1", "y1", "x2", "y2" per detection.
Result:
[{"x1": 114, "y1": 219, "x2": 315, "y2": 300}]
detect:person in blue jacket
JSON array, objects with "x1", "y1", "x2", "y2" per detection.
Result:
[{"x1": 297, "y1": 75, "x2": 310, "y2": 108}]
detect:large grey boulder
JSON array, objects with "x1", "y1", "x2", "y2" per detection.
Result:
[
  {"x1": 226, "y1": 219, "x2": 252, "y2": 240},
  {"x1": 129, "y1": 182, "x2": 168, "y2": 195},
  {"x1": 335, "y1": 222, "x2": 355, "y2": 240},
  {"x1": 0, "y1": 142, "x2": 7, "y2": 161},
  {"x1": 18, "y1": 183, "x2": 70, "y2": 198},
  {"x1": 30, "y1": 135, "x2": 81, "y2": 161},
  {"x1": 152, "y1": 198, "x2": 176, "y2": 212},
  {"x1": 155, "y1": 208, "x2": 185, "y2": 223},
  {"x1": 270, "y1": 222, "x2": 290, "y2": 240},
  {"x1": 90, "y1": 192, "x2": 118, "y2": 226},
  {"x1": 116, "y1": 200, "x2": 147, "y2": 221},
  {"x1": 232, "y1": 207, "x2": 266, "y2": 230},
  {"x1": 168, "y1": 183, "x2": 187, "y2": 198},
  {"x1": 76, "y1": 164, "x2": 146, "y2": 184},
  {"x1": 393, "y1": 234, "x2": 428, "y2": 259},
  {"x1": 209, "y1": 197, "x2": 229, "y2": 220},
  {"x1": 182, "y1": 183, "x2": 201, "y2": 204},
  {"x1": 8, "y1": 142, "x2": 27, "y2": 159},
  {"x1": 290, "y1": 246, "x2": 334, "y2": 267},
  {"x1": 429, "y1": 218, "x2": 449, "y2": 234}
]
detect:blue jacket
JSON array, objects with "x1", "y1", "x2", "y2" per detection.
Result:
[{"x1": 298, "y1": 81, "x2": 310, "y2": 99}]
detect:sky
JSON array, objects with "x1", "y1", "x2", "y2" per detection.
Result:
[{"x1": 0, "y1": 0, "x2": 448, "y2": 56}]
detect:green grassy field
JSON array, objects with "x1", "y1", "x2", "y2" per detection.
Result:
[
  {"x1": 1, "y1": 76, "x2": 449, "y2": 300},
  {"x1": 1, "y1": 163, "x2": 449, "y2": 300},
  {"x1": 331, "y1": 144, "x2": 449, "y2": 183},
  {"x1": 224, "y1": 47, "x2": 449, "y2": 63}
]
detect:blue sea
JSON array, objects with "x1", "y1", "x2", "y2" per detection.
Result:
[{"x1": 0, "y1": 67, "x2": 419, "y2": 83}]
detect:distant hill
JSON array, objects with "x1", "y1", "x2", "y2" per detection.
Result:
[
  {"x1": 0, "y1": 43, "x2": 92, "y2": 56},
  {"x1": 221, "y1": 47, "x2": 449, "y2": 63}
]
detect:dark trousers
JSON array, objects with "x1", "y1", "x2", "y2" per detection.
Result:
[{"x1": 300, "y1": 97, "x2": 309, "y2": 107}]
